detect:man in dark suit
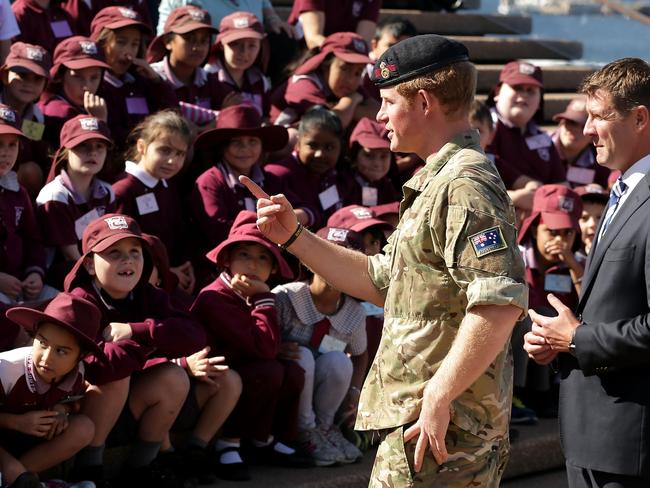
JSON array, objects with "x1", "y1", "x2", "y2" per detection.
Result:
[{"x1": 524, "y1": 57, "x2": 650, "y2": 487}]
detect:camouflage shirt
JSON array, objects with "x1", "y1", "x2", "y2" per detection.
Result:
[{"x1": 355, "y1": 130, "x2": 528, "y2": 441}]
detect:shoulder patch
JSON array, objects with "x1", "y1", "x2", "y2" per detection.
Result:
[{"x1": 468, "y1": 226, "x2": 507, "y2": 258}]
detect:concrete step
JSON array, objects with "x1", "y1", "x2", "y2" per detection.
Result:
[
  {"x1": 476, "y1": 91, "x2": 577, "y2": 122},
  {"x1": 453, "y1": 36, "x2": 583, "y2": 62},
  {"x1": 476, "y1": 63, "x2": 597, "y2": 92},
  {"x1": 272, "y1": 0, "x2": 482, "y2": 10}
]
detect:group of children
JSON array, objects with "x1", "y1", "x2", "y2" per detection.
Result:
[{"x1": 0, "y1": 1, "x2": 613, "y2": 487}]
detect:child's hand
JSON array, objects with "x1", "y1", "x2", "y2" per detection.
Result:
[
  {"x1": 278, "y1": 342, "x2": 301, "y2": 360},
  {"x1": 545, "y1": 240, "x2": 571, "y2": 261},
  {"x1": 129, "y1": 55, "x2": 160, "y2": 81},
  {"x1": 222, "y1": 91, "x2": 244, "y2": 109},
  {"x1": 103, "y1": 322, "x2": 133, "y2": 342},
  {"x1": 22, "y1": 272, "x2": 43, "y2": 301},
  {"x1": 230, "y1": 273, "x2": 270, "y2": 297},
  {"x1": 84, "y1": 91, "x2": 108, "y2": 122},
  {"x1": 0, "y1": 272, "x2": 23, "y2": 300},
  {"x1": 14, "y1": 410, "x2": 59, "y2": 437},
  {"x1": 186, "y1": 347, "x2": 229, "y2": 384},
  {"x1": 170, "y1": 261, "x2": 195, "y2": 294},
  {"x1": 46, "y1": 405, "x2": 70, "y2": 440}
]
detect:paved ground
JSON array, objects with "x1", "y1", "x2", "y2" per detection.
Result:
[{"x1": 502, "y1": 469, "x2": 568, "y2": 487}]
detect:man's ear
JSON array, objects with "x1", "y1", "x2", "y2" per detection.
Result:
[
  {"x1": 83, "y1": 256, "x2": 95, "y2": 276},
  {"x1": 418, "y1": 89, "x2": 441, "y2": 118},
  {"x1": 634, "y1": 105, "x2": 649, "y2": 132}
]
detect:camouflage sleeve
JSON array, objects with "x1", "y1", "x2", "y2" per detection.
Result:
[
  {"x1": 367, "y1": 238, "x2": 392, "y2": 293},
  {"x1": 441, "y1": 176, "x2": 528, "y2": 316}
]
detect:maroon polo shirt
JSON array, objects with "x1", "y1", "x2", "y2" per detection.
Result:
[
  {"x1": 205, "y1": 59, "x2": 271, "y2": 117},
  {"x1": 551, "y1": 130, "x2": 610, "y2": 188},
  {"x1": 0, "y1": 173, "x2": 46, "y2": 279},
  {"x1": 112, "y1": 162, "x2": 189, "y2": 267},
  {"x1": 342, "y1": 171, "x2": 401, "y2": 207},
  {"x1": 12, "y1": 0, "x2": 76, "y2": 55},
  {"x1": 270, "y1": 73, "x2": 330, "y2": 126},
  {"x1": 287, "y1": 0, "x2": 381, "y2": 36},
  {"x1": 38, "y1": 92, "x2": 84, "y2": 151},
  {"x1": 487, "y1": 115, "x2": 566, "y2": 185},
  {"x1": 98, "y1": 70, "x2": 178, "y2": 150}
]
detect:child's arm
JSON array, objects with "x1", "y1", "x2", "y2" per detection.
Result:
[{"x1": 0, "y1": 411, "x2": 58, "y2": 437}]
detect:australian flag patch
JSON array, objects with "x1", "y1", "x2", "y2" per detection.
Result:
[{"x1": 468, "y1": 226, "x2": 507, "y2": 258}]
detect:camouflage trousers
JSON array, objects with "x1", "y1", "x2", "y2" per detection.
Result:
[{"x1": 368, "y1": 423, "x2": 509, "y2": 488}]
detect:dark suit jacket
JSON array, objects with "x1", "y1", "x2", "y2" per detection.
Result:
[{"x1": 560, "y1": 170, "x2": 650, "y2": 476}]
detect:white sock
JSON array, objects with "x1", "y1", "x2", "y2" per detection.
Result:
[
  {"x1": 215, "y1": 439, "x2": 242, "y2": 465},
  {"x1": 273, "y1": 442, "x2": 295, "y2": 455}
]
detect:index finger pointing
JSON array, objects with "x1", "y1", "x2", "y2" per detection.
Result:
[{"x1": 239, "y1": 175, "x2": 270, "y2": 200}]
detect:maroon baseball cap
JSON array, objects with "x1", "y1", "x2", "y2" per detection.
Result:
[
  {"x1": 206, "y1": 211, "x2": 293, "y2": 280},
  {"x1": 316, "y1": 227, "x2": 364, "y2": 251},
  {"x1": 519, "y1": 184, "x2": 582, "y2": 243},
  {"x1": 90, "y1": 6, "x2": 152, "y2": 41},
  {"x1": 372, "y1": 201, "x2": 400, "y2": 219},
  {"x1": 0, "y1": 104, "x2": 24, "y2": 137},
  {"x1": 349, "y1": 118, "x2": 390, "y2": 150},
  {"x1": 60, "y1": 115, "x2": 112, "y2": 149},
  {"x1": 295, "y1": 32, "x2": 372, "y2": 76},
  {"x1": 499, "y1": 60, "x2": 543, "y2": 88},
  {"x1": 574, "y1": 183, "x2": 609, "y2": 204},
  {"x1": 327, "y1": 205, "x2": 392, "y2": 234},
  {"x1": 217, "y1": 11, "x2": 264, "y2": 45},
  {"x1": 4, "y1": 42, "x2": 52, "y2": 79},
  {"x1": 194, "y1": 104, "x2": 288, "y2": 152},
  {"x1": 51, "y1": 36, "x2": 110, "y2": 78},
  {"x1": 147, "y1": 6, "x2": 217, "y2": 63},
  {"x1": 553, "y1": 95, "x2": 588, "y2": 125},
  {"x1": 7, "y1": 292, "x2": 106, "y2": 360}
]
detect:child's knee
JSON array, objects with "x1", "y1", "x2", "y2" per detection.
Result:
[
  {"x1": 67, "y1": 414, "x2": 96, "y2": 447},
  {"x1": 158, "y1": 364, "x2": 191, "y2": 403},
  {"x1": 221, "y1": 369, "x2": 243, "y2": 398},
  {"x1": 295, "y1": 346, "x2": 315, "y2": 374},
  {"x1": 320, "y1": 351, "x2": 353, "y2": 383}
]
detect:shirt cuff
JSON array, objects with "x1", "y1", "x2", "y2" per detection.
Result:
[
  {"x1": 367, "y1": 253, "x2": 391, "y2": 292},
  {"x1": 466, "y1": 276, "x2": 528, "y2": 319}
]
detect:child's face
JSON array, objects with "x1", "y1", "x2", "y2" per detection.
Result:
[
  {"x1": 535, "y1": 223, "x2": 576, "y2": 263},
  {"x1": 103, "y1": 27, "x2": 142, "y2": 76},
  {"x1": 469, "y1": 118, "x2": 495, "y2": 150},
  {"x1": 494, "y1": 83, "x2": 541, "y2": 129},
  {"x1": 225, "y1": 242, "x2": 276, "y2": 283},
  {"x1": 62, "y1": 67, "x2": 103, "y2": 106},
  {"x1": 579, "y1": 201, "x2": 605, "y2": 252},
  {"x1": 325, "y1": 57, "x2": 364, "y2": 99},
  {"x1": 67, "y1": 139, "x2": 108, "y2": 177},
  {"x1": 558, "y1": 118, "x2": 590, "y2": 153},
  {"x1": 138, "y1": 130, "x2": 188, "y2": 180},
  {"x1": 32, "y1": 322, "x2": 82, "y2": 384},
  {"x1": 222, "y1": 38, "x2": 261, "y2": 72},
  {"x1": 223, "y1": 135, "x2": 262, "y2": 176},
  {"x1": 0, "y1": 134, "x2": 19, "y2": 177},
  {"x1": 166, "y1": 29, "x2": 211, "y2": 69},
  {"x1": 84, "y1": 237, "x2": 144, "y2": 298},
  {"x1": 362, "y1": 229, "x2": 382, "y2": 256},
  {"x1": 355, "y1": 147, "x2": 391, "y2": 182},
  {"x1": 371, "y1": 32, "x2": 407, "y2": 60},
  {"x1": 296, "y1": 127, "x2": 341, "y2": 175},
  {"x1": 4, "y1": 69, "x2": 46, "y2": 105}
]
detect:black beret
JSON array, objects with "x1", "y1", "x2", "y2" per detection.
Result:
[{"x1": 371, "y1": 34, "x2": 469, "y2": 88}]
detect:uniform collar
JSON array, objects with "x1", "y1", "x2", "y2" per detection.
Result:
[
  {"x1": 104, "y1": 70, "x2": 136, "y2": 88},
  {"x1": 59, "y1": 169, "x2": 110, "y2": 203},
  {"x1": 24, "y1": 348, "x2": 81, "y2": 395},
  {"x1": 0, "y1": 171, "x2": 20, "y2": 192},
  {"x1": 125, "y1": 160, "x2": 167, "y2": 189},
  {"x1": 156, "y1": 56, "x2": 207, "y2": 89},
  {"x1": 217, "y1": 161, "x2": 264, "y2": 190}
]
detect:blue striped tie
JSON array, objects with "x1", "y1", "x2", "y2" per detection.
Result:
[{"x1": 601, "y1": 177, "x2": 628, "y2": 235}]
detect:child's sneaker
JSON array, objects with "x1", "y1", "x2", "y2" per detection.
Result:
[
  {"x1": 39, "y1": 481, "x2": 96, "y2": 488},
  {"x1": 511, "y1": 396, "x2": 539, "y2": 425},
  {"x1": 296, "y1": 428, "x2": 341, "y2": 466},
  {"x1": 320, "y1": 424, "x2": 363, "y2": 464},
  {"x1": 7, "y1": 472, "x2": 40, "y2": 488}
]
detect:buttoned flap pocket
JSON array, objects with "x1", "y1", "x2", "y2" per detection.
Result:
[{"x1": 603, "y1": 245, "x2": 635, "y2": 262}]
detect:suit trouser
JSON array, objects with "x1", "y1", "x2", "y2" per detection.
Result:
[{"x1": 566, "y1": 461, "x2": 649, "y2": 488}]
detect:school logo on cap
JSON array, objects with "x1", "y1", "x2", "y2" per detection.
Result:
[
  {"x1": 79, "y1": 41, "x2": 98, "y2": 55},
  {"x1": 0, "y1": 107, "x2": 16, "y2": 123},
  {"x1": 558, "y1": 196, "x2": 575, "y2": 213},
  {"x1": 187, "y1": 8, "x2": 206, "y2": 21},
  {"x1": 104, "y1": 216, "x2": 129, "y2": 230},
  {"x1": 79, "y1": 118, "x2": 99, "y2": 131},
  {"x1": 118, "y1": 7, "x2": 138, "y2": 19},
  {"x1": 352, "y1": 38, "x2": 367, "y2": 54},
  {"x1": 519, "y1": 63, "x2": 536, "y2": 75},
  {"x1": 351, "y1": 207, "x2": 373, "y2": 220},
  {"x1": 233, "y1": 16, "x2": 249, "y2": 28},
  {"x1": 25, "y1": 46, "x2": 45, "y2": 61},
  {"x1": 327, "y1": 228, "x2": 350, "y2": 242}
]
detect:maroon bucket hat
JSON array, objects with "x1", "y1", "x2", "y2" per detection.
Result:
[
  {"x1": 327, "y1": 205, "x2": 392, "y2": 234},
  {"x1": 51, "y1": 36, "x2": 110, "y2": 79},
  {"x1": 7, "y1": 292, "x2": 106, "y2": 360},
  {"x1": 499, "y1": 60, "x2": 543, "y2": 88},
  {"x1": 3, "y1": 42, "x2": 52, "y2": 79},
  {"x1": 295, "y1": 32, "x2": 372, "y2": 76},
  {"x1": 90, "y1": 6, "x2": 152, "y2": 41},
  {"x1": 206, "y1": 211, "x2": 293, "y2": 280},
  {"x1": 349, "y1": 118, "x2": 390, "y2": 149},
  {"x1": 194, "y1": 104, "x2": 288, "y2": 152},
  {"x1": 0, "y1": 104, "x2": 25, "y2": 137}
]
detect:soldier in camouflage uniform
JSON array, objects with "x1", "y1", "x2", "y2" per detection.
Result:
[{"x1": 242, "y1": 34, "x2": 528, "y2": 487}]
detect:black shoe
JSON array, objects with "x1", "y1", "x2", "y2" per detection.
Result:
[
  {"x1": 7, "y1": 472, "x2": 40, "y2": 488},
  {"x1": 176, "y1": 447, "x2": 218, "y2": 485},
  {"x1": 247, "y1": 440, "x2": 313, "y2": 468},
  {"x1": 213, "y1": 447, "x2": 251, "y2": 481}
]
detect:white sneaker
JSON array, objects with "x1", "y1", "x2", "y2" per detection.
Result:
[
  {"x1": 320, "y1": 424, "x2": 362, "y2": 464},
  {"x1": 297, "y1": 428, "x2": 341, "y2": 466}
]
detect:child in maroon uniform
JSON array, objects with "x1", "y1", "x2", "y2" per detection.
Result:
[
  {"x1": 91, "y1": 6, "x2": 178, "y2": 151},
  {"x1": 0, "y1": 293, "x2": 104, "y2": 487},
  {"x1": 574, "y1": 184, "x2": 608, "y2": 259},
  {"x1": 64, "y1": 214, "x2": 205, "y2": 487},
  {"x1": 11, "y1": 0, "x2": 76, "y2": 55},
  {"x1": 270, "y1": 32, "x2": 375, "y2": 129},
  {"x1": 36, "y1": 115, "x2": 115, "y2": 290},
  {"x1": 265, "y1": 106, "x2": 351, "y2": 229},
  {"x1": 112, "y1": 109, "x2": 195, "y2": 294},
  {"x1": 191, "y1": 211, "x2": 306, "y2": 480},
  {"x1": 205, "y1": 12, "x2": 270, "y2": 118},
  {"x1": 343, "y1": 117, "x2": 400, "y2": 207},
  {"x1": 0, "y1": 42, "x2": 52, "y2": 199},
  {"x1": 148, "y1": 6, "x2": 223, "y2": 127},
  {"x1": 39, "y1": 36, "x2": 110, "y2": 151}
]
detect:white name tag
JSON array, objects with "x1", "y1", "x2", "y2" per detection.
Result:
[
  {"x1": 525, "y1": 133, "x2": 552, "y2": 151},
  {"x1": 244, "y1": 197, "x2": 256, "y2": 212},
  {"x1": 544, "y1": 274, "x2": 573, "y2": 294},
  {"x1": 75, "y1": 208, "x2": 100, "y2": 240},
  {"x1": 567, "y1": 166, "x2": 596, "y2": 185},
  {"x1": 318, "y1": 185, "x2": 340, "y2": 210},
  {"x1": 136, "y1": 193, "x2": 159, "y2": 215},
  {"x1": 318, "y1": 334, "x2": 347, "y2": 354},
  {"x1": 362, "y1": 186, "x2": 378, "y2": 207}
]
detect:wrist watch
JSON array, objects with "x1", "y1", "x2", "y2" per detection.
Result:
[{"x1": 568, "y1": 327, "x2": 578, "y2": 357}]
